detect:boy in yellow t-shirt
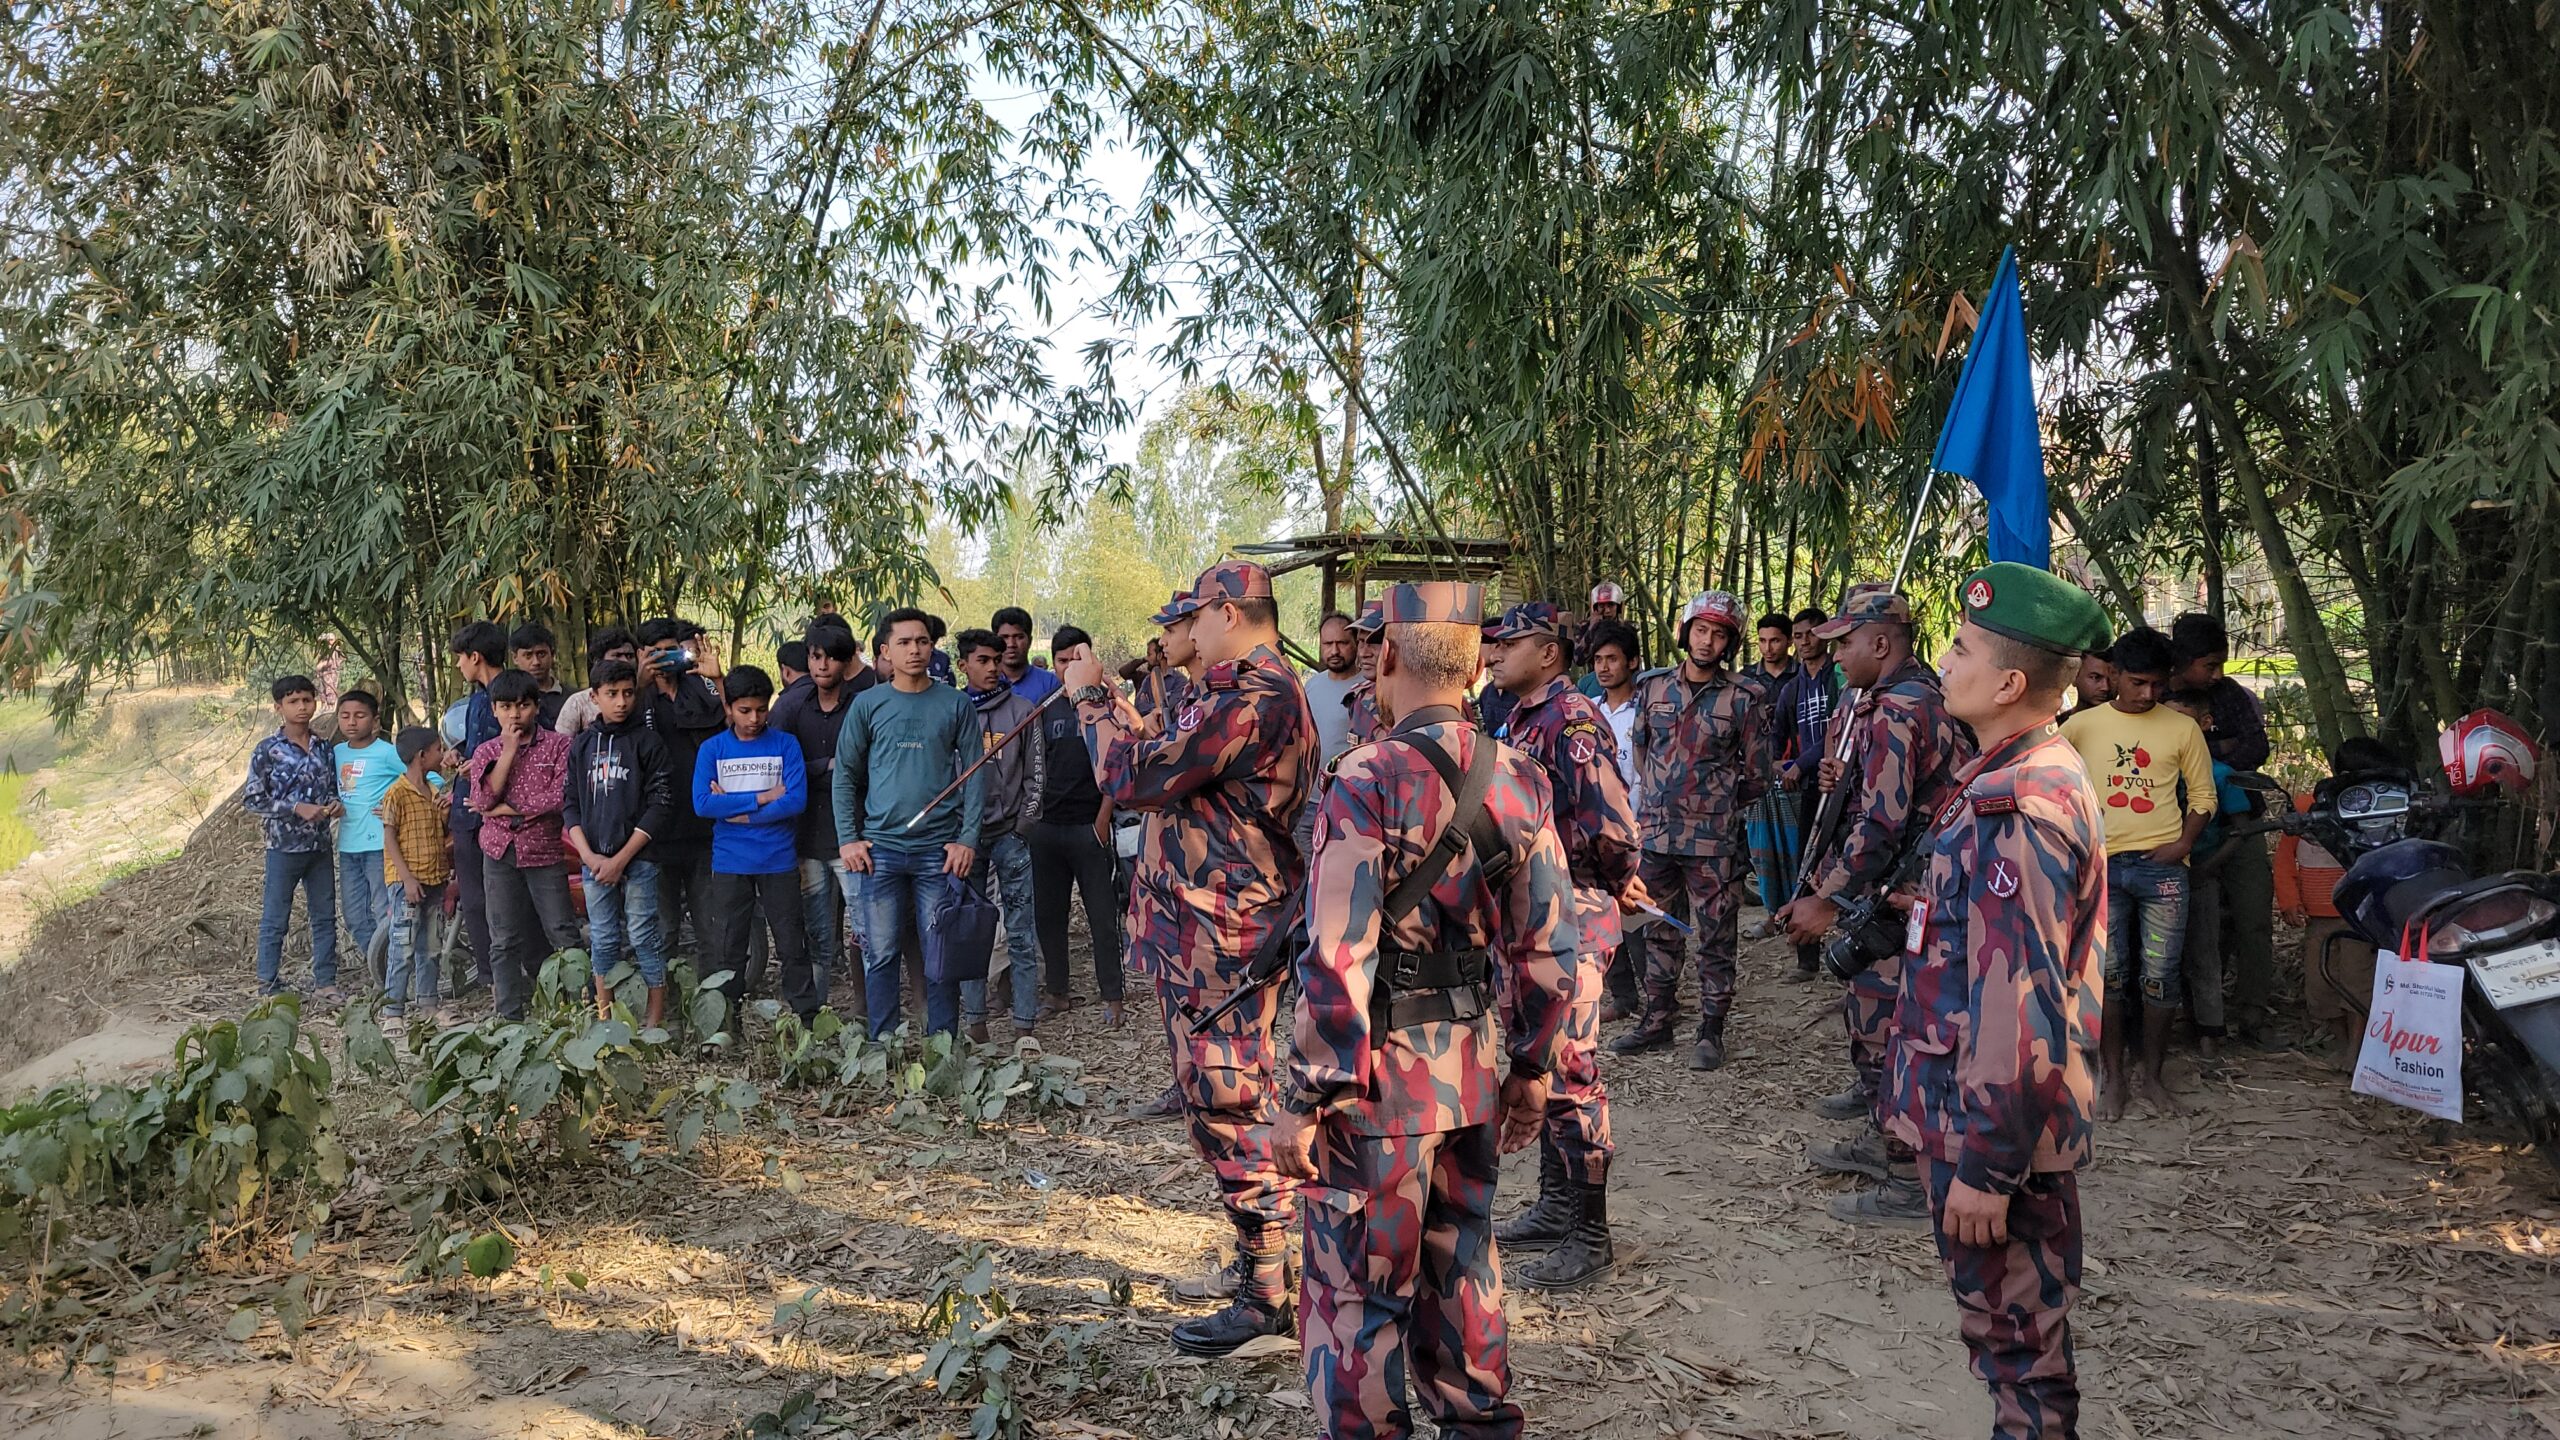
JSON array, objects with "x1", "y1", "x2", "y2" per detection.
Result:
[{"x1": 2059, "y1": 628, "x2": 2216, "y2": 1120}]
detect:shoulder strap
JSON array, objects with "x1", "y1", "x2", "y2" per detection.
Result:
[{"x1": 1381, "y1": 733, "x2": 1505, "y2": 929}]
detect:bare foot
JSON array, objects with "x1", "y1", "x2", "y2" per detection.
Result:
[
  {"x1": 2097, "y1": 1077, "x2": 2128, "y2": 1123},
  {"x1": 2138, "y1": 1074, "x2": 2185, "y2": 1114}
]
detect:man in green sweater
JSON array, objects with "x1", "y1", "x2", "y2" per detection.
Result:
[{"x1": 837, "y1": 607, "x2": 985, "y2": 1038}]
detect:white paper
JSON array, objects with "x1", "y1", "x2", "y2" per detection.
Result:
[{"x1": 2351, "y1": 951, "x2": 2464, "y2": 1123}]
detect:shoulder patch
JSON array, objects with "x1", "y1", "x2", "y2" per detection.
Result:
[
  {"x1": 1972, "y1": 793, "x2": 2018, "y2": 816},
  {"x1": 1202, "y1": 660, "x2": 1243, "y2": 691},
  {"x1": 1175, "y1": 701, "x2": 1204, "y2": 732}
]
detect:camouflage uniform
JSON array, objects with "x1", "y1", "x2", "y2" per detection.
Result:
[
  {"x1": 1806, "y1": 654, "x2": 1975, "y2": 1121},
  {"x1": 1080, "y1": 569, "x2": 1315, "y2": 1312},
  {"x1": 1887, "y1": 572, "x2": 2108, "y2": 1440},
  {"x1": 1627, "y1": 594, "x2": 1768, "y2": 1044},
  {"x1": 1344, "y1": 602, "x2": 1386, "y2": 746},
  {"x1": 1290, "y1": 582, "x2": 1576, "y2": 1439},
  {"x1": 1345, "y1": 678, "x2": 1384, "y2": 747},
  {"x1": 1491, "y1": 665, "x2": 1638, "y2": 1183}
]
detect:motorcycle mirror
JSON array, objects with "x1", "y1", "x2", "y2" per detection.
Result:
[{"x1": 2230, "y1": 771, "x2": 2283, "y2": 793}]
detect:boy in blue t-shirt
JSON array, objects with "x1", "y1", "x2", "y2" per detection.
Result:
[
  {"x1": 693, "y1": 666, "x2": 813, "y2": 1019},
  {"x1": 333, "y1": 689, "x2": 405, "y2": 970}
]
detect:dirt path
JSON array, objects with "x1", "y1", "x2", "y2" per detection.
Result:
[{"x1": 3, "y1": 926, "x2": 2557, "y2": 1439}]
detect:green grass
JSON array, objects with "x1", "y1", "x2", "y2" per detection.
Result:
[{"x1": 0, "y1": 774, "x2": 34, "y2": 879}]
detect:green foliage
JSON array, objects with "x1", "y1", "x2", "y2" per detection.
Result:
[
  {"x1": 0, "y1": 0, "x2": 1148, "y2": 713},
  {"x1": 0, "y1": 997, "x2": 344, "y2": 1237},
  {"x1": 918, "y1": 1244, "x2": 1026, "y2": 1440},
  {"x1": 756, "y1": 1014, "x2": 1088, "y2": 1133}
]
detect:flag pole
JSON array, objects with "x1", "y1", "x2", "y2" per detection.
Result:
[{"x1": 1890, "y1": 468, "x2": 1937, "y2": 593}]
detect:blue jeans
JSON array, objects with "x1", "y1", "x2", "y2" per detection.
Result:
[
  {"x1": 861, "y1": 845, "x2": 969, "y2": 1038},
  {"x1": 799, "y1": 858, "x2": 842, "y2": 1000},
  {"x1": 383, "y1": 880, "x2": 447, "y2": 1011},
  {"x1": 338, "y1": 851, "x2": 387, "y2": 973},
  {"x1": 586, "y1": 858, "x2": 668, "y2": 986},
  {"x1": 258, "y1": 847, "x2": 339, "y2": 993},
  {"x1": 2105, "y1": 854, "x2": 2190, "y2": 1007},
  {"x1": 976, "y1": 830, "x2": 1040, "y2": 1025}
]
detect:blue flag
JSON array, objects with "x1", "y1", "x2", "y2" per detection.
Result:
[{"x1": 1932, "y1": 246, "x2": 2051, "y2": 569}]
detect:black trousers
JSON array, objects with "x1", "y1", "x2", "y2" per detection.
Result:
[
  {"x1": 653, "y1": 842, "x2": 716, "y2": 962},
  {"x1": 1028, "y1": 818, "x2": 1125, "y2": 1002},
  {"x1": 450, "y1": 839, "x2": 494, "y2": 986},
  {"x1": 483, "y1": 859, "x2": 581, "y2": 1020},
  {"x1": 711, "y1": 870, "x2": 814, "y2": 1019}
]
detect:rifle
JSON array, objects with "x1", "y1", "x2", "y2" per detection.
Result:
[
  {"x1": 900, "y1": 686, "x2": 1070, "y2": 831},
  {"x1": 1186, "y1": 893, "x2": 1307, "y2": 1035},
  {"x1": 1788, "y1": 685, "x2": 1865, "y2": 902}
]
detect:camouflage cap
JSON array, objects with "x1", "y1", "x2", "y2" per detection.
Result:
[
  {"x1": 1589, "y1": 580, "x2": 1627, "y2": 606},
  {"x1": 1148, "y1": 590, "x2": 1193, "y2": 627},
  {"x1": 1379, "y1": 581, "x2": 1484, "y2": 626},
  {"x1": 1172, "y1": 560, "x2": 1274, "y2": 619},
  {"x1": 1351, "y1": 600, "x2": 1386, "y2": 637},
  {"x1": 1482, "y1": 601, "x2": 1565, "y2": 642},
  {"x1": 1812, "y1": 583, "x2": 1915, "y2": 640},
  {"x1": 1957, "y1": 562, "x2": 2111, "y2": 656}
]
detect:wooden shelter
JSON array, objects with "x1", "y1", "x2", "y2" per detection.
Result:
[{"x1": 1230, "y1": 531, "x2": 1519, "y2": 618}]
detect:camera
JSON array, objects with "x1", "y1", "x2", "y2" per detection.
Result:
[{"x1": 1820, "y1": 891, "x2": 1907, "y2": 982}]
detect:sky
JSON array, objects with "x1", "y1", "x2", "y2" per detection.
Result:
[{"x1": 974, "y1": 83, "x2": 1188, "y2": 472}]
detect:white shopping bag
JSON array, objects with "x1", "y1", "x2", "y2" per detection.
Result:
[{"x1": 2352, "y1": 935, "x2": 2464, "y2": 1123}]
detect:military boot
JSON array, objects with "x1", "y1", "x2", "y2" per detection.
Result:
[
  {"x1": 1827, "y1": 1163, "x2": 1930, "y2": 1229},
  {"x1": 1690, "y1": 1021, "x2": 1728, "y2": 1072},
  {"x1": 1609, "y1": 1024, "x2": 1676, "y2": 1056},
  {"x1": 1517, "y1": 1181, "x2": 1615, "y2": 1292},
  {"x1": 1496, "y1": 1138, "x2": 1575, "y2": 1253},
  {"x1": 1168, "y1": 1251, "x2": 1244, "y2": 1303},
  {"x1": 1812, "y1": 1084, "x2": 1871, "y2": 1122},
  {"x1": 1808, "y1": 1124, "x2": 1891, "y2": 1181},
  {"x1": 1168, "y1": 1295, "x2": 1294, "y2": 1357}
]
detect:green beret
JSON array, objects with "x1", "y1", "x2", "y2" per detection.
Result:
[{"x1": 1956, "y1": 562, "x2": 2111, "y2": 656}]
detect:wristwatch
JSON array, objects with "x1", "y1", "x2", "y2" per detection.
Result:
[{"x1": 1071, "y1": 684, "x2": 1114, "y2": 708}]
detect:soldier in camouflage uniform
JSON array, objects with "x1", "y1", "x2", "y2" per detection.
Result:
[
  {"x1": 1343, "y1": 601, "x2": 1385, "y2": 746},
  {"x1": 1060, "y1": 561, "x2": 1318, "y2": 1357},
  {"x1": 1480, "y1": 602, "x2": 1644, "y2": 1290},
  {"x1": 1270, "y1": 580, "x2": 1576, "y2": 1440},
  {"x1": 1775, "y1": 584, "x2": 1975, "y2": 1226},
  {"x1": 1887, "y1": 562, "x2": 2108, "y2": 1440},
  {"x1": 1127, "y1": 590, "x2": 1200, "y2": 1124},
  {"x1": 1612, "y1": 590, "x2": 1769, "y2": 1070}
]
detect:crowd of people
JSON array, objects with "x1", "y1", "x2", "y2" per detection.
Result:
[{"x1": 236, "y1": 565, "x2": 2303, "y2": 1440}]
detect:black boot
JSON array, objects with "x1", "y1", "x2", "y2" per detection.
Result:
[
  {"x1": 1811, "y1": 1084, "x2": 1868, "y2": 1122},
  {"x1": 1827, "y1": 1162, "x2": 1930, "y2": 1229},
  {"x1": 1169, "y1": 1295, "x2": 1294, "y2": 1357},
  {"x1": 1168, "y1": 1251, "x2": 1244, "y2": 1303},
  {"x1": 1516, "y1": 1181, "x2": 1616, "y2": 1292},
  {"x1": 1609, "y1": 1024, "x2": 1676, "y2": 1056},
  {"x1": 1807, "y1": 1124, "x2": 1890, "y2": 1181},
  {"x1": 1496, "y1": 1137, "x2": 1575, "y2": 1253},
  {"x1": 1690, "y1": 1021, "x2": 1728, "y2": 1072}
]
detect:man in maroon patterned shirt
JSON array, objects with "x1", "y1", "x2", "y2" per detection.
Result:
[{"x1": 468, "y1": 669, "x2": 583, "y2": 1019}]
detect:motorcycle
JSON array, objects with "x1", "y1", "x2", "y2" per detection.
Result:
[{"x1": 2233, "y1": 709, "x2": 2560, "y2": 1151}]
